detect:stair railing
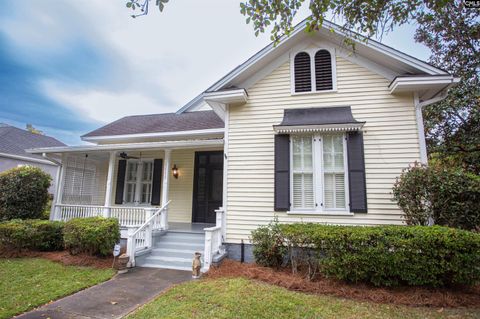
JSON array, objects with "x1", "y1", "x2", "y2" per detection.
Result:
[{"x1": 126, "y1": 200, "x2": 171, "y2": 267}]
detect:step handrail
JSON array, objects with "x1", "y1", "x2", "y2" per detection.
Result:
[{"x1": 131, "y1": 200, "x2": 171, "y2": 237}]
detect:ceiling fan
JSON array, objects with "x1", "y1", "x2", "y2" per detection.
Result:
[{"x1": 119, "y1": 152, "x2": 139, "y2": 159}]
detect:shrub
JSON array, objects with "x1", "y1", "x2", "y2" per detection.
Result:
[
  {"x1": 0, "y1": 219, "x2": 64, "y2": 251},
  {"x1": 63, "y1": 217, "x2": 120, "y2": 256},
  {"x1": 0, "y1": 166, "x2": 51, "y2": 221},
  {"x1": 392, "y1": 162, "x2": 480, "y2": 231},
  {"x1": 250, "y1": 217, "x2": 287, "y2": 268},
  {"x1": 279, "y1": 223, "x2": 480, "y2": 287}
]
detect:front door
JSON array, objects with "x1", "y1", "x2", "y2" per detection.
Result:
[{"x1": 192, "y1": 151, "x2": 223, "y2": 223}]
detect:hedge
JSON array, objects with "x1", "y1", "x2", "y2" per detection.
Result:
[
  {"x1": 251, "y1": 221, "x2": 480, "y2": 287},
  {"x1": 0, "y1": 166, "x2": 51, "y2": 220},
  {"x1": 0, "y1": 219, "x2": 64, "y2": 251},
  {"x1": 63, "y1": 217, "x2": 120, "y2": 256}
]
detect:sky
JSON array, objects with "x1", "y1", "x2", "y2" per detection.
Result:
[{"x1": 0, "y1": 1, "x2": 432, "y2": 145}]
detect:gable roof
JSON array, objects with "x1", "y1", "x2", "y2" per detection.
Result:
[
  {"x1": 82, "y1": 110, "x2": 224, "y2": 140},
  {"x1": 0, "y1": 123, "x2": 66, "y2": 161},
  {"x1": 177, "y1": 19, "x2": 449, "y2": 114}
]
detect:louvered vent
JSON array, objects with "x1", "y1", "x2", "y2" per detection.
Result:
[
  {"x1": 294, "y1": 52, "x2": 312, "y2": 92},
  {"x1": 315, "y1": 50, "x2": 333, "y2": 91}
]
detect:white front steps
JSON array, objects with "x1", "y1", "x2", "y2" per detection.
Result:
[{"x1": 136, "y1": 231, "x2": 204, "y2": 271}]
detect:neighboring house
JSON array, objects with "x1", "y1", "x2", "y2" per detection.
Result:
[
  {"x1": 0, "y1": 123, "x2": 65, "y2": 193},
  {"x1": 29, "y1": 20, "x2": 458, "y2": 271}
]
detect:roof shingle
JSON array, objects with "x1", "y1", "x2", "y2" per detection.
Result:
[
  {"x1": 82, "y1": 111, "x2": 224, "y2": 138},
  {"x1": 0, "y1": 124, "x2": 66, "y2": 160}
]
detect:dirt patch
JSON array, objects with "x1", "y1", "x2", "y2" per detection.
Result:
[
  {"x1": 206, "y1": 259, "x2": 480, "y2": 308},
  {"x1": 0, "y1": 249, "x2": 114, "y2": 269}
]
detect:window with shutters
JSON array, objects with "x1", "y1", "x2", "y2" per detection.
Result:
[
  {"x1": 290, "y1": 133, "x2": 348, "y2": 213},
  {"x1": 124, "y1": 160, "x2": 154, "y2": 205},
  {"x1": 291, "y1": 48, "x2": 336, "y2": 94}
]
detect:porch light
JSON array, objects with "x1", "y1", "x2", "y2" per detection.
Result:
[{"x1": 172, "y1": 164, "x2": 179, "y2": 179}]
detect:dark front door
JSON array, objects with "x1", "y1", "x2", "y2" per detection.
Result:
[{"x1": 192, "y1": 151, "x2": 224, "y2": 223}]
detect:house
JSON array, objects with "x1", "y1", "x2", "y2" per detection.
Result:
[
  {"x1": 0, "y1": 123, "x2": 65, "y2": 193},
  {"x1": 29, "y1": 20, "x2": 458, "y2": 271}
]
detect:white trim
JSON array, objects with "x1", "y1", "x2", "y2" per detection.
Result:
[
  {"x1": 290, "y1": 46, "x2": 337, "y2": 95},
  {"x1": 274, "y1": 123, "x2": 364, "y2": 134},
  {"x1": 289, "y1": 133, "x2": 350, "y2": 214},
  {"x1": 177, "y1": 19, "x2": 448, "y2": 114},
  {"x1": 389, "y1": 75, "x2": 459, "y2": 94},
  {"x1": 222, "y1": 106, "x2": 229, "y2": 240},
  {"x1": 0, "y1": 152, "x2": 58, "y2": 165},
  {"x1": 123, "y1": 159, "x2": 154, "y2": 205},
  {"x1": 81, "y1": 128, "x2": 225, "y2": 143},
  {"x1": 27, "y1": 139, "x2": 224, "y2": 154},
  {"x1": 203, "y1": 89, "x2": 248, "y2": 103}
]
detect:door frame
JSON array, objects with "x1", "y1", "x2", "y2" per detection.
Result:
[{"x1": 191, "y1": 150, "x2": 224, "y2": 224}]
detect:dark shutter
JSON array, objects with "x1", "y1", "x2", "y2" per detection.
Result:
[
  {"x1": 114, "y1": 159, "x2": 127, "y2": 205},
  {"x1": 151, "y1": 159, "x2": 163, "y2": 205},
  {"x1": 274, "y1": 134, "x2": 290, "y2": 211},
  {"x1": 347, "y1": 132, "x2": 367, "y2": 213},
  {"x1": 315, "y1": 50, "x2": 333, "y2": 91},
  {"x1": 294, "y1": 52, "x2": 312, "y2": 93}
]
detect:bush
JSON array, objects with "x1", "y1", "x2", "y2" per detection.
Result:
[
  {"x1": 0, "y1": 166, "x2": 51, "y2": 221},
  {"x1": 251, "y1": 222, "x2": 480, "y2": 287},
  {"x1": 392, "y1": 163, "x2": 480, "y2": 230},
  {"x1": 250, "y1": 217, "x2": 287, "y2": 268},
  {"x1": 63, "y1": 217, "x2": 120, "y2": 256},
  {"x1": 0, "y1": 219, "x2": 64, "y2": 251}
]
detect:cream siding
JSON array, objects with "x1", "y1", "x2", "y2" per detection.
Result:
[{"x1": 226, "y1": 56, "x2": 420, "y2": 243}]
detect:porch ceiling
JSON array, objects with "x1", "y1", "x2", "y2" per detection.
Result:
[{"x1": 26, "y1": 139, "x2": 224, "y2": 156}]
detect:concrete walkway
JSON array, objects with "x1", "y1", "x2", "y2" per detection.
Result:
[{"x1": 16, "y1": 267, "x2": 192, "y2": 319}]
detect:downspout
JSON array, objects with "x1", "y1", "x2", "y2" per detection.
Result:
[{"x1": 414, "y1": 89, "x2": 450, "y2": 165}]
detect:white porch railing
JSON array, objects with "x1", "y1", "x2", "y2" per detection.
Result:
[
  {"x1": 53, "y1": 204, "x2": 162, "y2": 229},
  {"x1": 126, "y1": 200, "x2": 171, "y2": 267},
  {"x1": 203, "y1": 207, "x2": 225, "y2": 270}
]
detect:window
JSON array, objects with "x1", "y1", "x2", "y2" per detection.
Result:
[
  {"x1": 290, "y1": 134, "x2": 348, "y2": 212},
  {"x1": 292, "y1": 48, "x2": 335, "y2": 93},
  {"x1": 124, "y1": 160, "x2": 153, "y2": 205}
]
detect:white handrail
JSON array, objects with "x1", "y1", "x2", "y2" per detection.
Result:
[
  {"x1": 131, "y1": 200, "x2": 171, "y2": 237},
  {"x1": 126, "y1": 200, "x2": 171, "y2": 267}
]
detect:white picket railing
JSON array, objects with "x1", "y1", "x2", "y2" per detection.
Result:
[
  {"x1": 55, "y1": 204, "x2": 104, "y2": 221},
  {"x1": 110, "y1": 207, "x2": 146, "y2": 226},
  {"x1": 54, "y1": 204, "x2": 159, "y2": 228},
  {"x1": 203, "y1": 207, "x2": 225, "y2": 270},
  {"x1": 126, "y1": 200, "x2": 171, "y2": 267}
]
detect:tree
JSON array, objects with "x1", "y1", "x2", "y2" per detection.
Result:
[
  {"x1": 126, "y1": 0, "x2": 479, "y2": 172},
  {"x1": 415, "y1": 2, "x2": 480, "y2": 173}
]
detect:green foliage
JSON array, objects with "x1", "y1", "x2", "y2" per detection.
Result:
[
  {"x1": 0, "y1": 219, "x2": 64, "y2": 251},
  {"x1": 63, "y1": 217, "x2": 120, "y2": 256},
  {"x1": 392, "y1": 162, "x2": 480, "y2": 230},
  {"x1": 250, "y1": 217, "x2": 287, "y2": 268},
  {"x1": 127, "y1": 277, "x2": 479, "y2": 319},
  {"x1": 279, "y1": 223, "x2": 480, "y2": 287},
  {"x1": 0, "y1": 166, "x2": 51, "y2": 221},
  {"x1": 416, "y1": 2, "x2": 480, "y2": 174}
]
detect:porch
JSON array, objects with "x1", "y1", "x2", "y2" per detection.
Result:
[{"x1": 35, "y1": 140, "x2": 227, "y2": 271}]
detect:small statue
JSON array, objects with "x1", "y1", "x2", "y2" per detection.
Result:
[{"x1": 192, "y1": 252, "x2": 202, "y2": 279}]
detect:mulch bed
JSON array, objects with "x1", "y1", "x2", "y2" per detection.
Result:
[
  {"x1": 0, "y1": 249, "x2": 114, "y2": 269},
  {"x1": 206, "y1": 259, "x2": 480, "y2": 308}
]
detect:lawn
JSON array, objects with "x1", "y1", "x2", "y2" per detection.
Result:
[
  {"x1": 129, "y1": 277, "x2": 480, "y2": 319},
  {"x1": 0, "y1": 258, "x2": 114, "y2": 319}
]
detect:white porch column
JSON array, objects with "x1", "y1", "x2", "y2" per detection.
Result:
[
  {"x1": 50, "y1": 155, "x2": 65, "y2": 221},
  {"x1": 103, "y1": 151, "x2": 117, "y2": 218},
  {"x1": 161, "y1": 149, "x2": 171, "y2": 230}
]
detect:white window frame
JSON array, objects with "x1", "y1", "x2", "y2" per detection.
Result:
[
  {"x1": 290, "y1": 46, "x2": 337, "y2": 95},
  {"x1": 289, "y1": 133, "x2": 351, "y2": 215},
  {"x1": 123, "y1": 159, "x2": 154, "y2": 206}
]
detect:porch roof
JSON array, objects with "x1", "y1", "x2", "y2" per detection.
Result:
[{"x1": 27, "y1": 138, "x2": 224, "y2": 155}]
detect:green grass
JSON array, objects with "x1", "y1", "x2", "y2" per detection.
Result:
[
  {"x1": 0, "y1": 258, "x2": 114, "y2": 319},
  {"x1": 129, "y1": 277, "x2": 480, "y2": 319}
]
